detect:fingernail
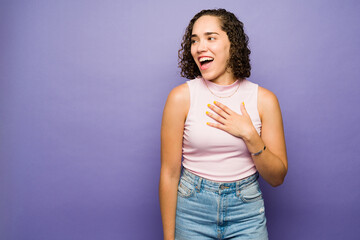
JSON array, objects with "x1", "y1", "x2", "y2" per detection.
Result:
[
  {"x1": 207, "y1": 104, "x2": 211, "y2": 108},
  {"x1": 242, "y1": 101, "x2": 245, "y2": 106},
  {"x1": 214, "y1": 101, "x2": 217, "y2": 104},
  {"x1": 206, "y1": 111, "x2": 209, "y2": 115},
  {"x1": 206, "y1": 122, "x2": 210, "y2": 125}
]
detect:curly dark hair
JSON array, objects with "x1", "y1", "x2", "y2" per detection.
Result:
[{"x1": 178, "y1": 8, "x2": 251, "y2": 80}]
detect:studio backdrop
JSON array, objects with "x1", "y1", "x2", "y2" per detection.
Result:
[{"x1": 1, "y1": 0, "x2": 359, "y2": 239}]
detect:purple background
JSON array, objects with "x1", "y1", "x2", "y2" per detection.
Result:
[{"x1": 1, "y1": 0, "x2": 359, "y2": 239}]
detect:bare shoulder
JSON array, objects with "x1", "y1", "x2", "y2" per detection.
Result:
[
  {"x1": 257, "y1": 86, "x2": 281, "y2": 120},
  {"x1": 163, "y1": 83, "x2": 190, "y2": 122},
  {"x1": 167, "y1": 83, "x2": 189, "y2": 103}
]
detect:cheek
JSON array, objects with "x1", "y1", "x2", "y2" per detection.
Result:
[
  {"x1": 221, "y1": 46, "x2": 231, "y2": 64},
  {"x1": 217, "y1": 49, "x2": 229, "y2": 64},
  {"x1": 190, "y1": 47, "x2": 197, "y2": 61},
  {"x1": 212, "y1": 45, "x2": 229, "y2": 62}
]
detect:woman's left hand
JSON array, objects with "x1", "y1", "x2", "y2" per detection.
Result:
[{"x1": 206, "y1": 101, "x2": 256, "y2": 140}]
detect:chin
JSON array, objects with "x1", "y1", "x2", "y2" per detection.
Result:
[{"x1": 200, "y1": 73, "x2": 216, "y2": 81}]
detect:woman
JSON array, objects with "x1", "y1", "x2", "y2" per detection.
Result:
[{"x1": 159, "y1": 8, "x2": 287, "y2": 240}]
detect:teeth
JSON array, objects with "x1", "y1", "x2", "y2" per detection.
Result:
[{"x1": 199, "y1": 57, "x2": 214, "y2": 62}]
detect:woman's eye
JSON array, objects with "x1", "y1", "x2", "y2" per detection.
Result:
[
  {"x1": 191, "y1": 39, "x2": 198, "y2": 44},
  {"x1": 209, "y1": 37, "x2": 215, "y2": 40}
]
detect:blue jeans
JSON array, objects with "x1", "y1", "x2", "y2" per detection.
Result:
[{"x1": 175, "y1": 168, "x2": 268, "y2": 240}]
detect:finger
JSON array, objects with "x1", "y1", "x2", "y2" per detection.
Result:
[
  {"x1": 207, "y1": 103, "x2": 228, "y2": 119},
  {"x1": 213, "y1": 101, "x2": 234, "y2": 115},
  {"x1": 206, "y1": 121, "x2": 227, "y2": 131},
  {"x1": 206, "y1": 111, "x2": 226, "y2": 124},
  {"x1": 240, "y1": 101, "x2": 250, "y2": 117}
]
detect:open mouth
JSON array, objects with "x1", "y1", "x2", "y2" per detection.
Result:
[
  {"x1": 199, "y1": 57, "x2": 214, "y2": 70},
  {"x1": 199, "y1": 57, "x2": 214, "y2": 65}
]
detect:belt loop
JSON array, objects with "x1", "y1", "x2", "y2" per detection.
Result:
[
  {"x1": 236, "y1": 180, "x2": 240, "y2": 196},
  {"x1": 196, "y1": 176, "x2": 202, "y2": 192}
]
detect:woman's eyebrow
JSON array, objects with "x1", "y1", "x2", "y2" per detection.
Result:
[
  {"x1": 204, "y1": 32, "x2": 219, "y2": 36},
  {"x1": 191, "y1": 32, "x2": 219, "y2": 38}
]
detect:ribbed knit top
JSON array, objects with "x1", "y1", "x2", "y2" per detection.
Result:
[{"x1": 182, "y1": 77, "x2": 262, "y2": 182}]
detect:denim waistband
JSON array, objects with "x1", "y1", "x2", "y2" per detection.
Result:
[{"x1": 181, "y1": 167, "x2": 259, "y2": 194}]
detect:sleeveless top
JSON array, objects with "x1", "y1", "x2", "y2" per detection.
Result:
[{"x1": 182, "y1": 77, "x2": 262, "y2": 182}]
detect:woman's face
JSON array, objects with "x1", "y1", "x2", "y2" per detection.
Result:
[{"x1": 190, "y1": 15, "x2": 232, "y2": 82}]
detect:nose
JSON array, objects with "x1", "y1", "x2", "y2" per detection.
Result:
[{"x1": 197, "y1": 39, "x2": 207, "y2": 53}]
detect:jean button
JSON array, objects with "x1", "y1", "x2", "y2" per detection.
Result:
[{"x1": 220, "y1": 185, "x2": 225, "y2": 190}]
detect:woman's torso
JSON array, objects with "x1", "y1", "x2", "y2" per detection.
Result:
[{"x1": 181, "y1": 77, "x2": 262, "y2": 182}]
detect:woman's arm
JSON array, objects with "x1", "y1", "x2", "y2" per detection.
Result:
[
  {"x1": 206, "y1": 86, "x2": 287, "y2": 187},
  {"x1": 159, "y1": 83, "x2": 189, "y2": 240},
  {"x1": 244, "y1": 86, "x2": 288, "y2": 187}
]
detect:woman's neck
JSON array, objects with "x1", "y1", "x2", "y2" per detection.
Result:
[{"x1": 206, "y1": 70, "x2": 236, "y2": 86}]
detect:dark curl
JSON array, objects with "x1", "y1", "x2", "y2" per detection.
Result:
[{"x1": 178, "y1": 8, "x2": 251, "y2": 79}]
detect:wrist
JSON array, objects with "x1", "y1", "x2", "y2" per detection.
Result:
[
  {"x1": 242, "y1": 128, "x2": 265, "y2": 155},
  {"x1": 242, "y1": 127, "x2": 259, "y2": 143},
  {"x1": 251, "y1": 145, "x2": 266, "y2": 156},
  {"x1": 163, "y1": 232, "x2": 175, "y2": 240}
]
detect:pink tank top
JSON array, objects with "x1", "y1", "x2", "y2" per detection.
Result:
[{"x1": 182, "y1": 77, "x2": 262, "y2": 182}]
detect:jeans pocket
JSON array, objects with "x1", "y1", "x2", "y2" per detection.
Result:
[
  {"x1": 177, "y1": 176, "x2": 195, "y2": 198},
  {"x1": 239, "y1": 181, "x2": 263, "y2": 203}
]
